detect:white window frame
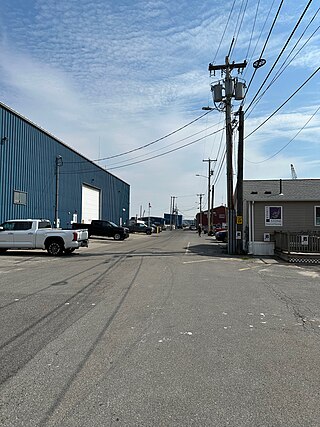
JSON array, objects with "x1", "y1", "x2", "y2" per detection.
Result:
[{"x1": 13, "y1": 190, "x2": 27, "y2": 205}]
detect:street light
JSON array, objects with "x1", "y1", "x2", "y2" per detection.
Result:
[{"x1": 202, "y1": 106, "x2": 216, "y2": 111}]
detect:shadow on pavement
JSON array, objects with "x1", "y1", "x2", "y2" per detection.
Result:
[{"x1": 185, "y1": 240, "x2": 228, "y2": 258}]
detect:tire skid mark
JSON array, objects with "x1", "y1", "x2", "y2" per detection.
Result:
[
  {"x1": 0, "y1": 233, "x2": 173, "y2": 312},
  {"x1": 39, "y1": 257, "x2": 144, "y2": 427},
  {"x1": 0, "y1": 254, "x2": 122, "y2": 310},
  {"x1": 41, "y1": 254, "x2": 176, "y2": 425},
  {"x1": 0, "y1": 233, "x2": 178, "y2": 386},
  {"x1": 0, "y1": 253, "x2": 130, "y2": 352},
  {"x1": 0, "y1": 251, "x2": 142, "y2": 386}
]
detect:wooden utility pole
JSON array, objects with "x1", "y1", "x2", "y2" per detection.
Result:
[
  {"x1": 236, "y1": 106, "x2": 244, "y2": 254},
  {"x1": 197, "y1": 193, "x2": 204, "y2": 225},
  {"x1": 208, "y1": 57, "x2": 246, "y2": 254},
  {"x1": 211, "y1": 184, "x2": 215, "y2": 230},
  {"x1": 203, "y1": 159, "x2": 214, "y2": 234}
]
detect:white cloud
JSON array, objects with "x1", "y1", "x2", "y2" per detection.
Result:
[{"x1": 0, "y1": 0, "x2": 319, "y2": 219}]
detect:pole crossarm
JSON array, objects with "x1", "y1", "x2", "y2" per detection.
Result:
[{"x1": 209, "y1": 60, "x2": 247, "y2": 73}]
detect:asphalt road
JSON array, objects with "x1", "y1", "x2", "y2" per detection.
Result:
[{"x1": 1, "y1": 230, "x2": 320, "y2": 426}]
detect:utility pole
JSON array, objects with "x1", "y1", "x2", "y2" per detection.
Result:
[
  {"x1": 54, "y1": 155, "x2": 63, "y2": 228},
  {"x1": 148, "y1": 202, "x2": 151, "y2": 227},
  {"x1": 236, "y1": 106, "x2": 244, "y2": 254},
  {"x1": 170, "y1": 196, "x2": 176, "y2": 230},
  {"x1": 197, "y1": 193, "x2": 204, "y2": 225},
  {"x1": 211, "y1": 184, "x2": 215, "y2": 230},
  {"x1": 174, "y1": 198, "x2": 178, "y2": 228},
  {"x1": 209, "y1": 56, "x2": 246, "y2": 254},
  {"x1": 203, "y1": 159, "x2": 214, "y2": 235}
]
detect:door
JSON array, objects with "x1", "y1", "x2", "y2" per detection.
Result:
[
  {"x1": 81, "y1": 185, "x2": 100, "y2": 223},
  {"x1": 12, "y1": 221, "x2": 34, "y2": 247},
  {"x1": 0, "y1": 222, "x2": 15, "y2": 247}
]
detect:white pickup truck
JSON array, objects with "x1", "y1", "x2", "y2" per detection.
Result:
[{"x1": 0, "y1": 219, "x2": 89, "y2": 256}]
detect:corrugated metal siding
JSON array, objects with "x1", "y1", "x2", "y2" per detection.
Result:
[
  {"x1": 0, "y1": 104, "x2": 130, "y2": 227},
  {"x1": 253, "y1": 201, "x2": 319, "y2": 240}
]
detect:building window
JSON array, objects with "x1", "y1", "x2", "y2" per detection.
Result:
[
  {"x1": 265, "y1": 206, "x2": 283, "y2": 226},
  {"x1": 13, "y1": 190, "x2": 27, "y2": 205},
  {"x1": 315, "y1": 206, "x2": 320, "y2": 226}
]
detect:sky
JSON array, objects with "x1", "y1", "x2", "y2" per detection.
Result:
[{"x1": 0, "y1": 0, "x2": 319, "y2": 219}]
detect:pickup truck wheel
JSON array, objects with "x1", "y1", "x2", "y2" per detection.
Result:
[
  {"x1": 146, "y1": 230, "x2": 152, "y2": 235},
  {"x1": 47, "y1": 241, "x2": 63, "y2": 256},
  {"x1": 64, "y1": 248, "x2": 75, "y2": 254},
  {"x1": 114, "y1": 233, "x2": 122, "y2": 241}
]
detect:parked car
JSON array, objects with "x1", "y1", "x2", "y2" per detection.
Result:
[
  {"x1": 72, "y1": 220, "x2": 129, "y2": 240},
  {"x1": 128, "y1": 222, "x2": 153, "y2": 235},
  {"x1": 150, "y1": 223, "x2": 163, "y2": 233},
  {"x1": 215, "y1": 229, "x2": 228, "y2": 242},
  {"x1": 0, "y1": 219, "x2": 88, "y2": 255}
]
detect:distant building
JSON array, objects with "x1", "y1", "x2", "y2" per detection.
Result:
[
  {"x1": 164, "y1": 213, "x2": 183, "y2": 228},
  {"x1": 196, "y1": 205, "x2": 227, "y2": 228}
]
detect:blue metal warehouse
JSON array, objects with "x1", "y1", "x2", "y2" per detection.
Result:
[{"x1": 0, "y1": 101, "x2": 130, "y2": 227}]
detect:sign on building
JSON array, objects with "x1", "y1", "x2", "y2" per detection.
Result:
[{"x1": 265, "y1": 206, "x2": 282, "y2": 226}]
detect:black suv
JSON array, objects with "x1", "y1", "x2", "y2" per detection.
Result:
[
  {"x1": 128, "y1": 223, "x2": 153, "y2": 235},
  {"x1": 72, "y1": 220, "x2": 129, "y2": 240}
]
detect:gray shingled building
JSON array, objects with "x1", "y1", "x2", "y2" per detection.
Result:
[{"x1": 241, "y1": 179, "x2": 320, "y2": 255}]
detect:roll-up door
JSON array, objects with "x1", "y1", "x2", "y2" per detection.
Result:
[{"x1": 81, "y1": 185, "x2": 100, "y2": 223}]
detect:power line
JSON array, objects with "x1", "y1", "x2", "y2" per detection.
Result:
[
  {"x1": 212, "y1": 0, "x2": 236, "y2": 63},
  {"x1": 96, "y1": 110, "x2": 214, "y2": 161},
  {"x1": 209, "y1": 112, "x2": 225, "y2": 158},
  {"x1": 213, "y1": 150, "x2": 226, "y2": 186},
  {"x1": 245, "y1": 66, "x2": 320, "y2": 139},
  {"x1": 107, "y1": 128, "x2": 224, "y2": 170},
  {"x1": 212, "y1": 127, "x2": 225, "y2": 173},
  {"x1": 106, "y1": 118, "x2": 224, "y2": 168},
  {"x1": 63, "y1": 109, "x2": 214, "y2": 165},
  {"x1": 245, "y1": 104, "x2": 320, "y2": 164},
  {"x1": 60, "y1": 127, "x2": 225, "y2": 174},
  {"x1": 230, "y1": 0, "x2": 249, "y2": 58},
  {"x1": 246, "y1": 10, "x2": 320, "y2": 117},
  {"x1": 245, "y1": 0, "x2": 261, "y2": 60},
  {"x1": 246, "y1": 0, "x2": 315, "y2": 113},
  {"x1": 243, "y1": 0, "x2": 285, "y2": 101},
  {"x1": 243, "y1": 0, "x2": 275, "y2": 80}
]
